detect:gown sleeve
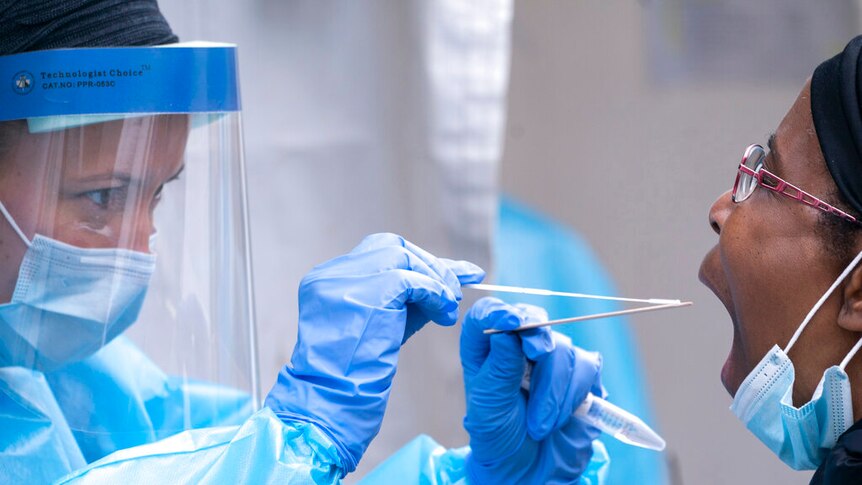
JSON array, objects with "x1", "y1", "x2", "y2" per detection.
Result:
[{"x1": 55, "y1": 407, "x2": 346, "y2": 485}]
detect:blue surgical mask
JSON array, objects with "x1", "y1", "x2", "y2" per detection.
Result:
[
  {"x1": 730, "y1": 250, "x2": 862, "y2": 470},
  {"x1": 0, "y1": 201, "x2": 156, "y2": 371}
]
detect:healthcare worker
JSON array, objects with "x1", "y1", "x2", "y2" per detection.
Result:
[{"x1": 0, "y1": 1, "x2": 608, "y2": 484}]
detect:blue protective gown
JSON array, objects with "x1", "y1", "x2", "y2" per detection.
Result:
[{"x1": 0, "y1": 336, "x2": 608, "y2": 484}]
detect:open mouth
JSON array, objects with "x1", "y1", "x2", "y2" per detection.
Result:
[{"x1": 699, "y1": 244, "x2": 739, "y2": 395}]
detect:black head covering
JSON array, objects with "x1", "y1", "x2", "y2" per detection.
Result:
[
  {"x1": 812, "y1": 35, "x2": 862, "y2": 217},
  {"x1": 0, "y1": 0, "x2": 177, "y2": 55}
]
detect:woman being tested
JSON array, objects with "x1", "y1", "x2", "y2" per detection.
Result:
[{"x1": 697, "y1": 36, "x2": 862, "y2": 482}]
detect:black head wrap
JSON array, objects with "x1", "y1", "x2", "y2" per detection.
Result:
[
  {"x1": 0, "y1": 0, "x2": 177, "y2": 55},
  {"x1": 812, "y1": 35, "x2": 862, "y2": 217}
]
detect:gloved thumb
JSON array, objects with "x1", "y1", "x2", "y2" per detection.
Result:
[
  {"x1": 484, "y1": 332, "x2": 527, "y2": 387},
  {"x1": 460, "y1": 297, "x2": 522, "y2": 379},
  {"x1": 463, "y1": 330, "x2": 527, "y2": 461}
]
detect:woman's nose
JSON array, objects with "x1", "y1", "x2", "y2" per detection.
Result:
[{"x1": 708, "y1": 189, "x2": 733, "y2": 235}]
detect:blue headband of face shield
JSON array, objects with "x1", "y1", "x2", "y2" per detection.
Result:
[{"x1": 0, "y1": 41, "x2": 241, "y2": 127}]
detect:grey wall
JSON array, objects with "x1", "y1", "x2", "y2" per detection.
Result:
[{"x1": 500, "y1": 1, "x2": 856, "y2": 484}]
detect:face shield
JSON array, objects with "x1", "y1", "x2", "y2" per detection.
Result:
[{"x1": 0, "y1": 43, "x2": 258, "y2": 454}]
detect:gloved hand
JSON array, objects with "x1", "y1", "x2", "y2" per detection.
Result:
[
  {"x1": 265, "y1": 233, "x2": 485, "y2": 475},
  {"x1": 461, "y1": 297, "x2": 603, "y2": 484}
]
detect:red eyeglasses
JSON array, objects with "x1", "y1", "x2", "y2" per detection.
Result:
[{"x1": 732, "y1": 144, "x2": 861, "y2": 225}]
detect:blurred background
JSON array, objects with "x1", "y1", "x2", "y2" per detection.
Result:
[{"x1": 159, "y1": 1, "x2": 861, "y2": 483}]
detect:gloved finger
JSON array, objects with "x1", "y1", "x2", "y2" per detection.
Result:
[
  {"x1": 348, "y1": 232, "x2": 407, "y2": 254},
  {"x1": 513, "y1": 303, "x2": 548, "y2": 323},
  {"x1": 348, "y1": 233, "x2": 468, "y2": 301},
  {"x1": 322, "y1": 245, "x2": 454, "y2": 291},
  {"x1": 296, "y1": 268, "x2": 455, "y2": 350},
  {"x1": 399, "y1": 239, "x2": 465, "y2": 299},
  {"x1": 541, "y1": 416, "x2": 601, "y2": 480},
  {"x1": 401, "y1": 304, "x2": 459, "y2": 344},
  {"x1": 526, "y1": 333, "x2": 576, "y2": 440},
  {"x1": 466, "y1": 332, "x2": 525, "y2": 427},
  {"x1": 484, "y1": 332, "x2": 529, "y2": 391},
  {"x1": 340, "y1": 233, "x2": 472, "y2": 301},
  {"x1": 391, "y1": 269, "x2": 460, "y2": 326},
  {"x1": 314, "y1": 244, "x2": 463, "y2": 319},
  {"x1": 512, "y1": 304, "x2": 554, "y2": 360},
  {"x1": 527, "y1": 333, "x2": 602, "y2": 440},
  {"x1": 596, "y1": 383, "x2": 608, "y2": 399},
  {"x1": 308, "y1": 240, "x2": 427, "y2": 280},
  {"x1": 575, "y1": 346, "x2": 608, "y2": 399},
  {"x1": 460, "y1": 297, "x2": 523, "y2": 378},
  {"x1": 439, "y1": 258, "x2": 486, "y2": 286}
]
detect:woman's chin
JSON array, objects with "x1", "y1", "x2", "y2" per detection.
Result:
[
  {"x1": 721, "y1": 345, "x2": 746, "y2": 398},
  {"x1": 721, "y1": 358, "x2": 735, "y2": 396}
]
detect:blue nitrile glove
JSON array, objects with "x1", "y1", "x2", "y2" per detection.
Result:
[
  {"x1": 461, "y1": 297, "x2": 603, "y2": 484},
  {"x1": 265, "y1": 233, "x2": 485, "y2": 475}
]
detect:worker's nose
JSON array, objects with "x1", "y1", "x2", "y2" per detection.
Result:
[{"x1": 127, "y1": 210, "x2": 155, "y2": 254}]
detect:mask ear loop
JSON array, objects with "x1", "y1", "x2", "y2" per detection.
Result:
[
  {"x1": 786, "y1": 250, "x2": 862, "y2": 353},
  {"x1": 840, "y1": 337, "x2": 862, "y2": 371},
  {"x1": 0, "y1": 200, "x2": 32, "y2": 248}
]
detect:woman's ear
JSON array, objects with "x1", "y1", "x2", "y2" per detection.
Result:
[{"x1": 839, "y1": 263, "x2": 862, "y2": 331}]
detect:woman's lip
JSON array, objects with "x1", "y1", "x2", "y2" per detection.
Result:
[
  {"x1": 699, "y1": 245, "x2": 734, "y2": 314},
  {"x1": 698, "y1": 246, "x2": 719, "y2": 291}
]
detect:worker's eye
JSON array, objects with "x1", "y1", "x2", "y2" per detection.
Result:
[{"x1": 83, "y1": 186, "x2": 129, "y2": 211}]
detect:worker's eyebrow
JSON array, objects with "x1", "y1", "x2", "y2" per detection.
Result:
[{"x1": 766, "y1": 132, "x2": 782, "y2": 174}]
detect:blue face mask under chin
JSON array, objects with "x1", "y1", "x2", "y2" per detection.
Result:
[
  {"x1": 0, "y1": 201, "x2": 156, "y2": 372},
  {"x1": 730, "y1": 250, "x2": 862, "y2": 470}
]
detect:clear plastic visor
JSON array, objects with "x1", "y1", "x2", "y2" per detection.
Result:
[{"x1": 0, "y1": 112, "x2": 257, "y2": 458}]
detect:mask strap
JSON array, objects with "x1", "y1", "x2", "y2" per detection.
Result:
[
  {"x1": 786, "y1": 249, "x2": 862, "y2": 353},
  {"x1": 0, "y1": 200, "x2": 32, "y2": 248},
  {"x1": 840, "y1": 337, "x2": 862, "y2": 371}
]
